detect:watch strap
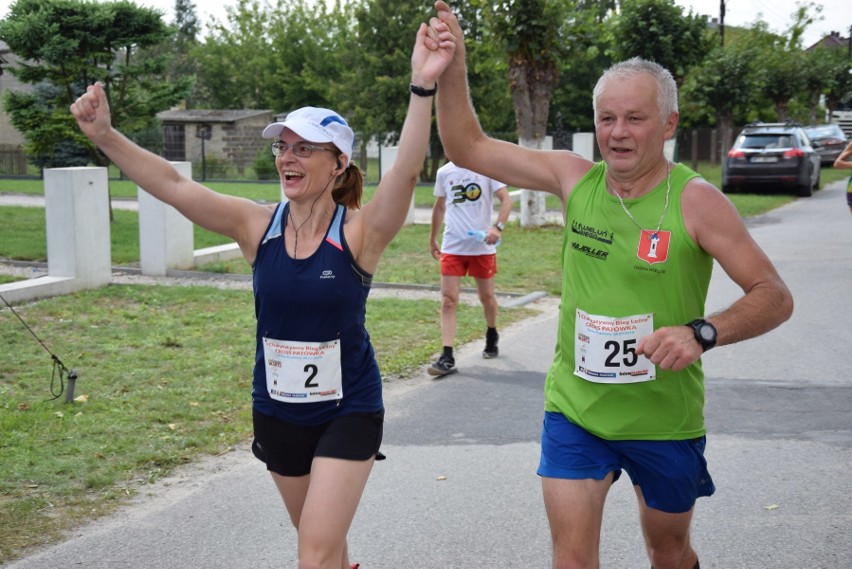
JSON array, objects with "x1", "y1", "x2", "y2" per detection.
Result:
[{"x1": 409, "y1": 83, "x2": 437, "y2": 97}]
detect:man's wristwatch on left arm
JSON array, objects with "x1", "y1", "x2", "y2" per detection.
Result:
[
  {"x1": 686, "y1": 319, "x2": 717, "y2": 352},
  {"x1": 494, "y1": 221, "x2": 505, "y2": 232}
]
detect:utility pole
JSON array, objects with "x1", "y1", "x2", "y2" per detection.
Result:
[{"x1": 720, "y1": 0, "x2": 726, "y2": 47}]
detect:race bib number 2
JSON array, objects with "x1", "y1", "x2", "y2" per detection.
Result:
[
  {"x1": 574, "y1": 309, "x2": 656, "y2": 384},
  {"x1": 263, "y1": 337, "x2": 343, "y2": 403}
]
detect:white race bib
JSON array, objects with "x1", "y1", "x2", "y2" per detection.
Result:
[
  {"x1": 574, "y1": 309, "x2": 656, "y2": 384},
  {"x1": 263, "y1": 337, "x2": 343, "y2": 403}
]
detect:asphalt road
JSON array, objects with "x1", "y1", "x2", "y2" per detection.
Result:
[{"x1": 3, "y1": 181, "x2": 851, "y2": 569}]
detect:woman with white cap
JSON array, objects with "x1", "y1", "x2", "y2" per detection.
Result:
[{"x1": 71, "y1": 18, "x2": 455, "y2": 569}]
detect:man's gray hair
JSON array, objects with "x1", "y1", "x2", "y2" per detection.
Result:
[{"x1": 592, "y1": 57, "x2": 678, "y2": 121}]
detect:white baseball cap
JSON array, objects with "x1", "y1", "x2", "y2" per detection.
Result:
[{"x1": 262, "y1": 107, "x2": 354, "y2": 159}]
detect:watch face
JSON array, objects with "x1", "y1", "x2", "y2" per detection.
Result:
[{"x1": 698, "y1": 324, "x2": 715, "y2": 341}]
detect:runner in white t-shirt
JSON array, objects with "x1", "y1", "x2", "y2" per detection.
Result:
[{"x1": 428, "y1": 161, "x2": 512, "y2": 376}]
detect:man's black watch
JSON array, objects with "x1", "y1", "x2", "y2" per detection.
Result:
[{"x1": 687, "y1": 319, "x2": 717, "y2": 352}]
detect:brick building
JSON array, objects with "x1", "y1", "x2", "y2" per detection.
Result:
[{"x1": 156, "y1": 108, "x2": 275, "y2": 176}]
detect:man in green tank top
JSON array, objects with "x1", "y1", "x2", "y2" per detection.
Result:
[{"x1": 432, "y1": 3, "x2": 794, "y2": 568}]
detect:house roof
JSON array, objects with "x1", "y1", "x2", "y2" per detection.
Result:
[
  {"x1": 156, "y1": 109, "x2": 272, "y2": 123},
  {"x1": 807, "y1": 31, "x2": 849, "y2": 51}
]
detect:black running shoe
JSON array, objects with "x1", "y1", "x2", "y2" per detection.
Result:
[
  {"x1": 483, "y1": 331, "x2": 499, "y2": 359},
  {"x1": 428, "y1": 354, "x2": 458, "y2": 376}
]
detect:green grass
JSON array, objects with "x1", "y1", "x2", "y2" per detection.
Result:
[
  {"x1": 200, "y1": 222, "x2": 566, "y2": 295},
  {"x1": 0, "y1": 208, "x2": 233, "y2": 263},
  {"x1": 0, "y1": 284, "x2": 532, "y2": 563},
  {"x1": 0, "y1": 208, "x2": 566, "y2": 294}
]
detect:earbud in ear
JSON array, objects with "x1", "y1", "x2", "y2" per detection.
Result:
[{"x1": 336, "y1": 159, "x2": 343, "y2": 170}]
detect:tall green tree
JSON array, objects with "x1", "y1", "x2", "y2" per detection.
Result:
[
  {"x1": 752, "y1": 3, "x2": 827, "y2": 122},
  {"x1": 611, "y1": 0, "x2": 715, "y2": 85},
  {"x1": 169, "y1": 0, "x2": 201, "y2": 106},
  {"x1": 267, "y1": 0, "x2": 352, "y2": 116},
  {"x1": 680, "y1": 42, "x2": 764, "y2": 161},
  {"x1": 799, "y1": 47, "x2": 842, "y2": 124},
  {"x1": 782, "y1": 0, "x2": 824, "y2": 50},
  {"x1": 191, "y1": 0, "x2": 279, "y2": 109},
  {"x1": 823, "y1": 48, "x2": 852, "y2": 121},
  {"x1": 347, "y1": 0, "x2": 438, "y2": 179},
  {"x1": 763, "y1": 48, "x2": 806, "y2": 121},
  {"x1": 452, "y1": 1, "x2": 513, "y2": 137},
  {"x1": 174, "y1": 0, "x2": 200, "y2": 48},
  {"x1": 0, "y1": 0, "x2": 192, "y2": 168},
  {"x1": 481, "y1": 0, "x2": 576, "y2": 226},
  {"x1": 192, "y1": 0, "x2": 351, "y2": 114},
  {"x1": 550, "y1": 0, "x2": 618, "y2": 134}
]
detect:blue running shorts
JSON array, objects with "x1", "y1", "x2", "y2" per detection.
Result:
[{"x1": 538, "y1": 411, "x2": 716, "y2": 513}]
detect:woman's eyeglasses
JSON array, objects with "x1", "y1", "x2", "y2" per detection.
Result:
[{"x1": 271, "y1": 141, "x2": 336, "y2": 158}]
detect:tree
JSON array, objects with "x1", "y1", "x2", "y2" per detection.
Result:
[
  {"x1": 484, "y1": 0, "x2": 575, "y2": 227},
  {"x1": 348, "y1": 0, "x2": 439, "y2": 180},
  {"x1": 550, "y1": 1, "x2": 618, "y2": 135},
  {"x1": 763, "y1": 48, "x2": 806, "y2": 121},
  {"x1": 753, "y1": 3, "x2": 827, "y2": 122},
  {"x1": 680, "y1": 43, "x2": 764, "y2": 155},
  {"x1": 268, "y1": 0, "x2": 352, "y2": 119},
  {"x1": 800, "y1": 48, "x2": 837, "y2": 124},
  {"x1": 349, "y1": 0, "x2": 516, "y2": 180},
  {"x1": 169, "y1": 0, "x2": 201, "y2": 106},
  {"x1": 174, "y1": 0, "x2": 200, "y2": 48},
  {"x1": 611, "y1": 0, "x2": 715, "y2": 85},
  {"x1": 452, "y1": 2, "x2": 514, "y2": 137},
  {"x1": 0, "y1": 0, "x2": 192, "y2": 169},
  {"x1": 191, "y1": 0, "x2": 279, "y2": 109},
  {"x1": 2, "y1": 83, "x2": 91, "y2": 169},
  {"x1": 192, "y1": 0, "x2": 351, "y2": 116},
  {"x1": 823, "y1": 48, "x2": 852, "y2": 121},
  {"x1": 781, "y1": 0, "x2": 824, "y2": 51}
]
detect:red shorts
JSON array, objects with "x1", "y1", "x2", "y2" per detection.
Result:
[{"x1": 440, "y1": 253, "x2": 497, "y2": 279}]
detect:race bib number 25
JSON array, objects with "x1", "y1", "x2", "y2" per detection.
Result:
[{"x1": 574, "y1": 309, "x2": 656, "y2": 384}]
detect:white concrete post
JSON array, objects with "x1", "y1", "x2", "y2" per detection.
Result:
[
  {"x1": 380, "y1": 145, "x2": 415, "y2": 225},
  {"x1": 664, "y1": 138, "x2": 676, "y2": 162},
  {"x1": 137, "y1": 162, "x2": 194, "y2": 276},
  {"x1": 519, "y1": 136, "x2": 552, "y2": 227},
  {"x1": 0, "y1": 167, "x2": 112, "y2": 303},
  {"x1": 44, "y1": 167, "x2": 112, "y2": 285},
  {"x1": 570, "y1": 132, "x2": 673, "y2": 162},
  {"x1": 572, "y1": 132, "x2": 595, "y2": 161}
]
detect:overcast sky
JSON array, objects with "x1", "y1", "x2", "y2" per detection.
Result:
[{"x1": 1, "y1": 0, "x2": 848, "y2": 48}]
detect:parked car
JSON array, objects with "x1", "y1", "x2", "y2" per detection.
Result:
[
  {"x1": 722, "y1": 122, "x2": 821, "y2": 197},
  {"x1": 804, "y1": 123, "x2": 848, "y2": 165}
]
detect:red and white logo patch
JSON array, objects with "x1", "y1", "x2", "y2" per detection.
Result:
[{"x1": 636, "y1": 230, "x2": 670, "y2": 265}]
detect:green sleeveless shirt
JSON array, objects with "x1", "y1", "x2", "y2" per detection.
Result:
[{"x1": 544, "y1": 161, "x2": 711, "y2": 440}]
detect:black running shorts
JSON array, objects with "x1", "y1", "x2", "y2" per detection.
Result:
[{"x1": 251, "y1": 408, "x2": 384, "y2": 477}]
